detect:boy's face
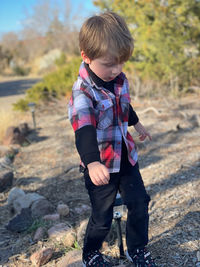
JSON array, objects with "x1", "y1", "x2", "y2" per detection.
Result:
[{"x1": 81, "y1": 51, "x2": 124, "y2": 82}]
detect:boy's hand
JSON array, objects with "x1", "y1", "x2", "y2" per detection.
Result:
[
  {"x1": 134, "y1": 121, "x2": 152, "y2": 141},
  {"x1": 87, "y1": 161, "x2": 110, "y2": 186}
]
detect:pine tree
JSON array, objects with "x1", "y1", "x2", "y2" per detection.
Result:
[{"x1": 94, "y1": 0, "x2": 200, "y2": 94}]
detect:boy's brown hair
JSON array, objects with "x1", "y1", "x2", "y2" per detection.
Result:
[{"x1": 79, "y1": 11, "x2": 134, "y2": 63}]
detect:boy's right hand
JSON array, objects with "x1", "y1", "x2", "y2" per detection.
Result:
[{"x1": 87, "y1": 161, "x2": 110, "y2": 186}]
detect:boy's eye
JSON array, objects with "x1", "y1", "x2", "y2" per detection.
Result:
[{"x1": 104, "y1": 63, "x2": 115, "y2": 67}]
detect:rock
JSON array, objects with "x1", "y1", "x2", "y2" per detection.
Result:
[
  {"x1": 18, "y1": 123, "x2": 29, "y2": 136},
  {"x1": 0, "y1": 156, "x2": 13, "y2": 170},
  {"x1": 62, "y1": 228, "x2": 76, "y2": 247},
  {"x1": 43, "y1": 213, "x2": 60, "y2": 221},
  {"x1": 30, "y1": 247, "x2": 53, "y2": 267},
  {"x1": 0, "y1": 145, "x2": 10, "y2": 156},
  {"x1": 77, "y1": 219, "x2": 88, "y2": 247},
  {"x1": 3, "y1": 126, "x2": 26, "y2": 146},
  {"x1": 0, "y1": 170, "x2": 13, "y2": 192},
  {"x1": 33, "y1": 227, "x2": 45, "y2": 241},
  {"x1": 74, "y1": 204, "x2": 90, "y2": 215},
  {"x1": 57, "y1": 204, "x2": 70, "y2": 216},
  {"x1": 13, "y1": 193, "x2": 45, "y2": 214},
  {"x1": 48, "y1": 223, "x2": 73, "y2": 243},
  {"x1": 31, "y1": 199, "x2": 54, "y2": 218},
  {"x1": 56, "y1": 250, "x2": 82, "y2": 267},
  {"x1": 7, "y1": 187, "x2": 25, "y2": 205},
  {"x1": 6, "y1": 208, "x2": 33, "y2": 232}
]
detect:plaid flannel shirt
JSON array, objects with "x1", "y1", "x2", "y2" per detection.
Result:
[{"x1": 68, "y1": 62, "x2": 138, "y2": 173}]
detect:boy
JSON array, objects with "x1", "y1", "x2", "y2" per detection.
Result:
[{"x1": 68, "y1": 11, "x2": 157, "y2": 267}]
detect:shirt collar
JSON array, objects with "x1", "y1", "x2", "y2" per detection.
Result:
[
  {"x1": 78, "y1": 61, "x2": 125, "y2": 90},
  {"x1": 84, "y1": 62, "x2": 116, "y2": 89}
]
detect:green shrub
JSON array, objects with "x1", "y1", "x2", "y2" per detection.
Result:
[
  {"x1": 55, "y1": 52, "x2": 66, "y2": 67},
  {"x1": 13, "y1": 98, "x2": 29, "y2": 111},
  {"x1": 12, "y1": 65, "x2": 30, "y2": 76}
]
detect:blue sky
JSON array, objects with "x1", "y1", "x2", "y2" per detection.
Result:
[{"x1": 0, "y1": 0, "x2": 98, "y2": 36}]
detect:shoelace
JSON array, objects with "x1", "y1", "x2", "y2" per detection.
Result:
[
  {"x1": 132, "y1": 248, "x2": 157, "y2": 266},
  {"x1": 84, "y1": 250, "x2": 109, "y2": 266}
]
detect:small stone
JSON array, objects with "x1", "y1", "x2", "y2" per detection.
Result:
[
  {"x1": 62, "y1": 229, "x2": 76, "y2": 247},
  {"x1": 33, "y1": 227, "x2": 45, "y2": 241},
  {"x1": 0, "y1": 170, "x2": 13, "y2": 192},
  {"x1": 30, "y1": 247, "x2": 53, "y2": 267},
  {"x1": 13, "y1": 193, "x2": 44, "y2": 214},
  {"x1": 6, "y1": 208, "x2": 33, "y2": 232},
  {"x1": 43, "y1": 213, "x2": 60, "y2": 221},
  {"x1": 18, "y1": 123, "x2": 29, "y2": 136},
  {"x1": 7, "y1": 187, "x2": 25, "y2": 205},
  {"x1": 57, "y1": 204, "x2": 70, "y2": 216},
  {"x1": 56, "y1": 250, "x2": 82, "y2": 267},
  {"x1": 3, "y1": 126, "x2": 26, "y2": 146},
  {"x1": 74, "y1": 204, "x2": 90, "y2": 215},
  {"x1": 102, "y1": 241, "x2": 109, "y2": 250},
  {"x1": 48, "y1": 223, "x2": 71, "y2": 243},
  {"x1": 77, "y1": 219, "x2": 88, "y2": 247},
  {"x1": 31, "y1": 199, "x2": 54, "y2": 218},
  {"x1": 0, "y1": 156, "x2": 13, "y2": 169}
]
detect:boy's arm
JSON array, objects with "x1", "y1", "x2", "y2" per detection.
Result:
[
  {"x1": 129, "y1": 104, "x2": 152, "y2": 141},
  {"x1": 134, "y1": 121, "x2": 152, "y2": 141},
  {"x1": 75, "y1": 125, "x2": 100, "y2": 166},
  {"x1": 128, "y1": 104, "x2": 139, "y2": 126},
  {"x1": 69, "y1": 89, "x2": 109, "y2": 186},
  {"x1": 75, "y1": 125, "x2": 110, "y2": 186}
]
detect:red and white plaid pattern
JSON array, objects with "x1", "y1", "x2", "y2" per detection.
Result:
[{"x1": 68, "y1": 62, "x2": 137, "y2": 173}]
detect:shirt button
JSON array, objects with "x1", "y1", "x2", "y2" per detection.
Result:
[{"x1": 117, "y1": 141, "x2": 121, "y2": 145}]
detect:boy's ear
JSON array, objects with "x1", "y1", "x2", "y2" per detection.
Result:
[{"x1": 81, "y1": 51, "x2": 91, "y2": 64}]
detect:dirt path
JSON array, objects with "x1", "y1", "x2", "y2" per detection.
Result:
[
  {"x1": 0, "y1": 96, "x2": 199, "y2": 266},
  {"x1": 0, "y1": 77, "x2": 41, "y2": 111}
]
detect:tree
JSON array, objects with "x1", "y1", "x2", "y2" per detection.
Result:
[
  {"x1": 20, "y1": 0, "x2": 80, "y2": 56},
  {"x1": 94, "y1": 0, "x2": 200, "y2": 94}
]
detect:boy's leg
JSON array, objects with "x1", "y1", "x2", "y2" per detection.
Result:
[
  {"x1": 119, "y1": 162, "x2": 150, "y2": 253},
  {"x1": 83, "y1": 170, "x2": 119, "y2": 255}
]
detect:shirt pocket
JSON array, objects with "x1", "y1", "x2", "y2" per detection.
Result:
[
  {"x1": 120, "y1": 95, "x2": 130, "y2": 116},
  {"x1": 96, "y1": 99, "x2": 114, "y2": 129}
]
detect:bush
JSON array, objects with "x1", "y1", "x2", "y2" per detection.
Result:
[
  {"x1": 12, "y1": 65, "x2": 30, "y2": 76},
  {"x1": 13, "y1": 99, "x2": 30, "y2": 112},
  {"x1": 54, "y1": 52, "x2": 66, "y2": 67}
]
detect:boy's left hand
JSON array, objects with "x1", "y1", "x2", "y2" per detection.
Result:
[{"x1": 134, "y1": 121, "x2": 152, "y2": 141}]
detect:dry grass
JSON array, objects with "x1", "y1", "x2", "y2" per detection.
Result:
[{"x1": 0, "y1": 109, "x2": 29, "y2": 143}]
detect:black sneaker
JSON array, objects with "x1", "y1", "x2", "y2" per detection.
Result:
[
  {"x1": 126, "y1": 247, "x2": 157, "y2": 267},
  {"x1": 83, "y1": 250, "x2": 112, "y2": 267}
]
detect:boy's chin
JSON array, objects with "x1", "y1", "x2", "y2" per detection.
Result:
[{"x1": 103, "y1": 77, "x2": 115, "y2": 82}]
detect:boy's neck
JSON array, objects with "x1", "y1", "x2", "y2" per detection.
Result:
[{"x1": 84, "y1": 62, "x2": 116, "y2": 91}]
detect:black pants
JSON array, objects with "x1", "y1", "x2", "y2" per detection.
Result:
[{"x1": 83, "y1": 161, "x2": 150, "y2": 255}]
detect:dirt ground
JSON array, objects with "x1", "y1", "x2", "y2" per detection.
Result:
[{"x1": 0, "y1": 94, "x2": 199, "y2": 267}]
